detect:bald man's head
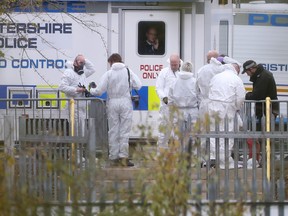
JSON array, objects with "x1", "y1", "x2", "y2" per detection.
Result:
[
  {"x1": 74, "y1": 54, "x2": 85, "y2": 67},
  {"x1": 170, "y1": 54, "x2": 181, "y2": 72},
  {"x1": 207, "y1": 50, "x2": 219, "y2": 64}
]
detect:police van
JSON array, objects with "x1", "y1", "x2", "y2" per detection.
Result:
[{"x1": 0, "y1": 0, "x2": 287, "y2": 141}]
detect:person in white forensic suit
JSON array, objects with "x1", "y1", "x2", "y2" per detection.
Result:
[
  {"x1": 59, "y1": 55, "x2": 96, "y2": 165},
  {"x1": 168, "y1": 61, "x2": 199, "y2": 151},
  {"x1": 59, "y1": 55, "x2": 96, "y2": 134},
  {"x1": 155, "y1": 54, "x2": 181, "y2": 152},
  {"x1": 196, "y1": 50, "x2": 222, "y2": 117},
  {"x1": 90, "y1": 53, "x2": 142, "y2": 167},
  {"x1": 207, "y1": 60, "x2": 246, "y2": 169}
]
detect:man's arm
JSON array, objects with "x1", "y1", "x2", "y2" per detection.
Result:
[
  {"x1": 84, "y1": 59, "x2": 96, "y2": 78},
  {"x1": 131, "y1": 70, "x2": 142, "y2": 90},
  {"x1": 90, "y1": 72, "x2": 108, "y2": 96},
  {"x1": 59, "y1": 71, "x2": 78, "y2": 97},
  {"x1": 245, "y1": 76, "x2": 270, "y2": 100},
  {"x1": 155, "y1": 70, "x2": 166, "y2": 100},
  {"x1": 235, "y1": 80, "x2": 246, "y2": 110}
]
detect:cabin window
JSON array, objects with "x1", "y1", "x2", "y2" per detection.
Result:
[
  {"x1": 138, "y1": 21, "x2": 165, "y2": 56},
  {"x1": 219, "y1": 20, "x2": 229, "y2": 56}
]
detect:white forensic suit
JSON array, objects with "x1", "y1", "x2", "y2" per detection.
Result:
[
  {"x1": 168, "y1": 71, "x2": 199, "y2": 130},
  {"x1": 59, "y1": 59, "x2": 96, "y2": 135},
  {"x1": 156, "y1": 66, "x2": 179, "y2": 150},
  {"x1": 168, "y1": 71, "x2": 199, "y2": 152},
  {"x1": 90, "y1": 63, "x2": 142, "y2": 160},
  {"x1": 196, "y1": 57, "x2": 225, "y2": 117},
  {"x1": 207, "y1": 64, "x2": 246, "y2": 169}
]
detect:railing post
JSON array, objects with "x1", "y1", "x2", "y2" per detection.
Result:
[
  {"x1": 4, "y1": 115, "x2": 15, "y2": 194},
  {"x1": 18, "y1": 116, "x2": 27, "y2": 190},
  {"x1": 88, "y1": 117, "x2": 97, "y2": 202},
  {"x1": 68, "y1": 98, "x2": 75, "y2": 202},
  {"x1": 266, "y1": 97, "x2": 271, "y2": 182},
  {"x1": 88, "y1": 118, "x2": 97, "y2": 162},
  {"x1": 4, "y1": 115, "x2": 14, "y2": 156}
]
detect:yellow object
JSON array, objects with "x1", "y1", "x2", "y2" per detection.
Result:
[{"x1": 148, "y1": 86, "x2": 160, "y2": 111}]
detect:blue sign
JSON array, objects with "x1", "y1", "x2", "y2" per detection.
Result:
[{"x1": 249, "y1": 14, "x2": 288, "y2": 27}]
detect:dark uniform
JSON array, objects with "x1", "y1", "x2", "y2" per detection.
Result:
[
  {"x1": 138, "y1": 41, "x2": 164, "y2": 55},
  {"x1": 245, "y1": 64, "x2": 278, "y2": 119}
]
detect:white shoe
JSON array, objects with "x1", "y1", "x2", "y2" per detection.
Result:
[
  {"x1": 77, "y1": 157, "x2": 86, "y2": 165},
  {"x1": 246, "y1": 158, "x2": 259, "y2": 169},
  {"x1": 219, "y1": 157, "x2": 242, "y2": 169}
]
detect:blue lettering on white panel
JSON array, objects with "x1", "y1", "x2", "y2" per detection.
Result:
[
  {"x1": 261, "y1": 63, "x2": 288, "y2": 72},
  {"x1": 249, "y1": 14, "x2": 288, "y2": 27},
  {"x1": 249, "y1": 14, "x2": 268, "y2": 25},
  {"x1": 271, "y1": 15, "x2": 288, "y2": 26},
  {"x1": 0, "y1": 59, "x2": 7, "y2": 68},
  {"x1": 11, "y1": 59, "x2": 66, "y2": 69}
]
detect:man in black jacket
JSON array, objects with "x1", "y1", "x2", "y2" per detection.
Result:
[
  {"x1": 242, "y1": 60, "x2": 278, "y2": 119},
  {"x1": 242, "y1": 60, "x2": 279, "y2": 165}
]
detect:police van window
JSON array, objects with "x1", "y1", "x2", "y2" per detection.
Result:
[
  {"x1": 138, "y1": 21, "x2": 165, "y2": 56},
  {"x1": 219, "y1": 20, "x2": 229, "y2": 56}
]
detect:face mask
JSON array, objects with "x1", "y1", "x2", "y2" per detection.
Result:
[{"x1": 74, "y1": 65, "x2": 84, "y2": 75}]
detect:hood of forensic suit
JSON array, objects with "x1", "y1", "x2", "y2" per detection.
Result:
[
  {"x1": 210, "y1": 57, "x2": 223, "y2": 66},
  {"x1": 223, "y1": 56, "x2": 242, "y2": 68},
  {"x1": 111, "y1": 62, "x2": 126, "y2": 71},
  {"x1": 65, "y1": 60, "x2": 84, "y2": 75},
  {"x1": 223, "y1": 63, "x2": 239, "y2": 75},
  {"x1": 65, "y1": 61, "x2": 73, "y2": 69},
  {"x1": 178, "y1": 71, "x2": 194, "y2": 80}
]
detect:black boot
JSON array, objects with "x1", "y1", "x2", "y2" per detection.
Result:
[{"x1": 119, "y1": 158, "x2": 134, "y2": 167}]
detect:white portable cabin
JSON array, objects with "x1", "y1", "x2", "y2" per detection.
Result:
[
  {"x1": 0, "y1": 0, "x2": 288, "y2": 141},
  {"x1": 0, "y1": 0, "x2": 212, "y2": 140}
]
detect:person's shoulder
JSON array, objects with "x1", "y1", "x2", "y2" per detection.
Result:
[
  {"x1": 63, "y1": 67, "x2": 74, "y2": 76},
  {"x1": 261, "y1": 67, "x2": 275, "y2": 80},
  {"x1": 138, "y1": 41, "x2": 149, "y2": 54},
  {"x1": 159, "y1": 66, "x2": 169, "y2": 73},
  {"x1": 197, "y1": 63, "x2": 212, "y2": 73},
  {"x1": 156, "y1": 67, "x2": 169, "y2": 79}
]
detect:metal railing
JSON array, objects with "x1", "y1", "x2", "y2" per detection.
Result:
[{"x1": 1, "y1": 97, "x2": 288, "y2": 215}]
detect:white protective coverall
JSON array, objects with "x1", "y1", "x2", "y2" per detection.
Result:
[
  {"x1": 207, "y1": 64, "x2": 246, "y2": 169},
  {"x1": 156, "y1": 66, "x2": 179, "y2": 150},
  {"x1": 90, "y1": 63, "x2": 142, "y2": 160},
  {"x1": 59, "y1": 59, "x2": 96, "y2": 135},
  {"x1": 168, "y1": 71, "x2": 199, "y2": 130},
  {"x1": 196, "y1": 57, "x2": 225, "y2": 117}
]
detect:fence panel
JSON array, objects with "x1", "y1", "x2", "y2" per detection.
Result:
[{"x1": 1, "y1": 98, "x2": 288, "y2": 215}]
